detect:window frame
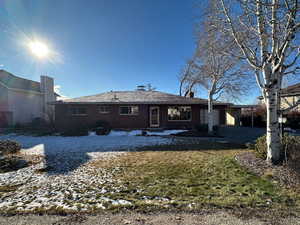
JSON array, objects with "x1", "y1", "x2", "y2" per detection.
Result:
[
  {"x1": 119, "y1": 106, "x2": 139, "y2": 116},
  {"x1": 167, "y1": 106, "x2": 192, "y2": 122},
  {"x1": 69, "y1": 107, "x2": 88, "y2": 116},
  {"x1": 98, "y1": 105, "x2": 111, "y2": 114}
]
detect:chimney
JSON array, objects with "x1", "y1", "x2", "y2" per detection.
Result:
[
  {"x1": 137, "y1": 85, "x2": 146, "y2": 91},
  {"x1": 40, "y1": 76, "x2": 55, "y2": 121},
  {"x1": 189, "y1": 91, "x2": 194, "y2": 98}
]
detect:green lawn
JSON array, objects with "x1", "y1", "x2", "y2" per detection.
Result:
[{"x1": 92, "y1": 148, "x2": 300, "y2": 214}]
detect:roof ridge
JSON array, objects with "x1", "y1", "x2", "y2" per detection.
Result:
[
  {"x1": 0, "y1": 70, "x2": 41, "y2": 92},
  {"x1": 62, "y1": 89, "x2": 215, "y2": 105},
  {"x1": 0, "y1": 69, "x2": 40, "y2": 85}
]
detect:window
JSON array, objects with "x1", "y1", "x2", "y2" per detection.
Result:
[
  {"x1": 120, "y1": 106, "x2": 139, "y2": 115},
  {"x1": 99, "y1": 105, "x2": 111, "y2": 114},
  {"x1": 168, "y1": 106, "x2": 191, "y2": 121},
  {"x1": 70, "y1": 107, "x2": 87, "y2": 116}
]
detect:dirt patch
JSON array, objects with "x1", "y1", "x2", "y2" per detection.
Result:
[{"x1": 0, "y1": 211, "x2": 299, "y2": 225}]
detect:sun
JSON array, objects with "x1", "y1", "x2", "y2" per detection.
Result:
[{"x1": 28, "y1": 41, "x2": 49, "y2": 58}]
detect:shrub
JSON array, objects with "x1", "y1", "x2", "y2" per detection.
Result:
[
  {"x1": 254, "y1": 134, "x2": 300, "y2": 165},
  {"x1": 254, "y1": 135, "x2": 268, "y2": 159},
  {"x1": 0, "y1": 155, "x2": 28, "y2": 173},
  {"x1": 93, "y1": 120, "x2": 111, "y2": 135},
  {"x1": 0, "y1": 140, "x2": 21, "y2": 155},
  {"x1": 62, "y1": 123, "x2": 89, "y2": 136},
  {"x1": 95, "y1": 127, "x2": 109, "y2": 135}
]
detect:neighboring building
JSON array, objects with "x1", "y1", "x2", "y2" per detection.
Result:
[
  {"x1": 53, "y1": 86, "x2": 232, "y2": 131},
  {"x1": 280, "y1": 83, "x2": 300, "y2": 113},
  {"x1": 0, "y1": 70, "x2": 57, "y2": 127},
  {"x1": 257, "y1": 83, "x2": 300, "y2": 113}
]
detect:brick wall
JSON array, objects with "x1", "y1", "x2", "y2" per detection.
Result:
[{"x1": 54, "y1": 103, "x2": 227, "y2": 131}]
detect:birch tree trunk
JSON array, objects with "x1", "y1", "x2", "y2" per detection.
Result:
[
  {"x1": 218, "y1": 0, "x2": 300, "y2": 165},
  {"x1": 208, "y1": 91, "x2": 214, "y2": 133},
  {"x1": 265, "y1": 87, "x2": 281, "y2": 163}
]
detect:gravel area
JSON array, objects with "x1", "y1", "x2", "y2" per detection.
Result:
[{"x1": 0, "y1": 133, "x2": 178, "y2": 213}]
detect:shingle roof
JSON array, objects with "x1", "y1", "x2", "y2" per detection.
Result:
[
  {"x1": 57, "y1": 90, "x2": 229, "y2": 105},
  {"x1": 0, "y1": 70, "x2": 41, "y2": 92},
  {"x1": 281, "y1": 83, "x2": 300, "y2": 96}
]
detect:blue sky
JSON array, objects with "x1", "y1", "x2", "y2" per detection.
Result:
[{"x1": 0, "y1": 0, "x2": 260, "y2": 103}]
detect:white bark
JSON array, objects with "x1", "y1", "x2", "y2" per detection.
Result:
[
  {"x1": 265, "y1": 88, "x2": 281, "y2": 163},
  {"x1": 208, "y1": 91, "x2": 214, "y2": 133},
  {"x1": 219, "y1": 0, "x2": 300, "y2": 164}
]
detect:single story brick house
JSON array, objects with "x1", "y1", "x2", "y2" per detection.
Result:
[{"x1": 53, "y1": 87, "x2": 235, "y2": 131}]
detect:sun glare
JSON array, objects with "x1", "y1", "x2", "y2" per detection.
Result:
[{"x1": 28, "y1": 41, "x2": 49, "y2": 58}]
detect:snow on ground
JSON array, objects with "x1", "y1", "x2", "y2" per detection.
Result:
[
  {"x1": 0, "y1": 132, "x2": 179, "y2": 213},
  {"x1": 0, "y1": 132, "x2": 176, "y2": 157},
  {"x1": 0, "y1": 158, "x2": 123, "y2": 212},
  {"x1": 107, "y1": 129, "x2": 187, "y2": 137},
  {"x1": 146, "y1": 130, "x2": 187, "y2": 136}
]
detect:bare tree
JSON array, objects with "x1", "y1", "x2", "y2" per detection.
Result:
[
  {"x1": 218, "y1": 0, "x2": 300, "y2": 164},
  {"x1": 193, "y1": 47, "x2": 248, "y2": 132},
  {"x1": 178, "y1": 60, "x2": 197, "y2": 97},
  {"x1": 181, "y1": 1, "x2": 249, "y2": 133}
]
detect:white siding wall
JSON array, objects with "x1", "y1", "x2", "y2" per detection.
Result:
[{"x1": 8, "y1": 89, "x2": 43, "y2": 124}]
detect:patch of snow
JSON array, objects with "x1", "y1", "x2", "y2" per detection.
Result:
[
  {"x1": 108, "y1": 130, "x2": 142, "y2": 136},
  {"x1": 88, "y1": 131, "x2": 97, "y2": 136},
  {"x1": 284, "y1": 127, "x2": 296, "y2": 133},
  {"x1": 108, "y1": 129, "x2": 187, "y2": 137},
  {"x1": 111, "y1": 199, "x2": 132, "y2": 206},
  {"x1": 0, "y1": 133, "x2": 182, "y2": 213},
  {"x1": 147, "y1": 130, "x2": 187, "y2": 136},
  {"x1": 0, "y1": 134, "x2": 174, "y2": 158}
]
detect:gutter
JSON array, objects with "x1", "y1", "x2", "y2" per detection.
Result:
[{"x1": 49, "y1": 101, "x2": 232, "y2": 106}]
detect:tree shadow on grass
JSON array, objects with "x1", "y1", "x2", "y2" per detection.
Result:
[{"x1": 42, "y1": 152, "x2": 91, "y2": 175}]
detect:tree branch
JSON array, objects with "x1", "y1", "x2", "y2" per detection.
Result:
[{"x1": 220, "y1": 0, "x2": 261, "y2": 69}]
